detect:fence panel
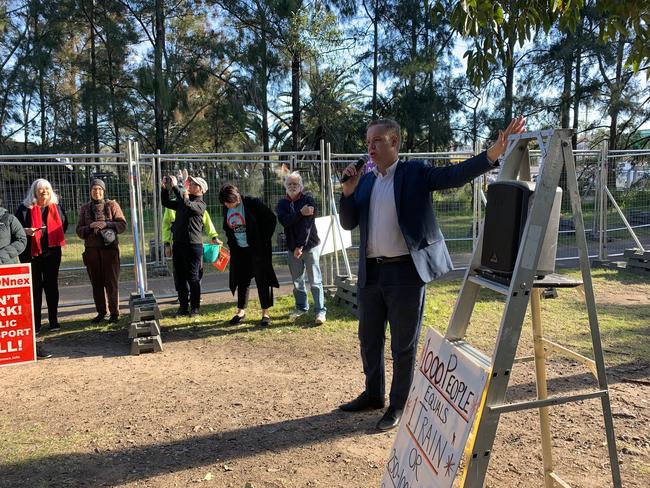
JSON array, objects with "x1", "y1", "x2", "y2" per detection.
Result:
[
  {"x1": 329, "y1": 151, "x2": 481, "y2": 271},
  {"x1": 2, "y1": 143, "x2": 647, "y2": 307},
  {"x1": 140, "y1": 150, "x2": 325, "y2": 278},
  {"x1": 0, "y1": 153, "x2": 155, "y2": 279},
  {"x1": 605, "y1": 149, "x2": 650, "y2": 256}
]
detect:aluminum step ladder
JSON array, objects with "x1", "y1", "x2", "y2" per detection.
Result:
[{"x1": 448, "y1": 129, "x2": 621, "y2": 487}]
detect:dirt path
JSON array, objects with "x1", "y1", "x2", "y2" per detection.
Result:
[{"x1": 1, "y1": 318, "x2": 648, "y2": 488}]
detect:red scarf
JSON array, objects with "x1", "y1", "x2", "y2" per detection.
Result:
[{"x1": 30, "y1": 204, "x2": 66, "y2": 257}]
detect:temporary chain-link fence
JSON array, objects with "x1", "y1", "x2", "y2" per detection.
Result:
[
  {"x1": 1, "y1": 141, "x2": 648, "y2": 303},
  {"x1": 0, "y1": 152, "x2": 156, "y2": 279}
]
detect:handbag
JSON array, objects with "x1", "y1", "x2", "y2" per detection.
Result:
[
  {"x1": 89, "y1": 203, "x2": 117, "y2": 246},
  {"x1": 99, "y1": 228, "x2": 117, "y2": 246}
]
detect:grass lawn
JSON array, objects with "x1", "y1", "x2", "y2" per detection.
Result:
[{"x1": 56, "y1": 267, "x2": 649, "y2": 369}]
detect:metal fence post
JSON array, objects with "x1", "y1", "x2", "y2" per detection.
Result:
[
  {"x1": 599, "y1": 140, "x2": 609, "y2": 261},
  {"x1": 323, "y1": 140, "x2": 332, "y2": 287},
  {"x1": 150, "y1": 150, "x2": 160, "y2": 266},
  {"x1": 135, "y1": 142, "x2": 148, "y2": 291}
]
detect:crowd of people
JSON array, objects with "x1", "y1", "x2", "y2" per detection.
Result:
[
  {"x1": 0, "y1": 178, "x2": 127, "y2": 357},
  {"x1": 0, "y1": 164, "x2": 329, "y2": 356},
  {"x1": 159, "y1": 171, "x2": 326, "y2": 328},
  {"x1": 1, "y1": 116, "x2": 522, "y2": 432}
]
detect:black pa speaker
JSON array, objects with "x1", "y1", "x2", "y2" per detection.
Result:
[{"x1": 481, "y1": 180, "x2": 562, "y2": 277}]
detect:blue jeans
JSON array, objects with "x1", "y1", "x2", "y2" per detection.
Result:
[{"x1": 287, "y1": 247, "x2": 326, "y2": 314}]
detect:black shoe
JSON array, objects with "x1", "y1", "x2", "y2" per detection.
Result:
[
  {"x1": 36, "y1": 344, "x2": 52, "y2": 359},
  {"x1": 339, "y1": 392, "x2": 385, "y2": 412},
  {"x1": 90, "y1": 314, "x2": 106, "y2": 324},
  {"x1": 49, "y1": 322, "x2": 60, "y2": 330},
  {"x1": 376, "y1": 406, "x2": 403, "y2": 431},
  {"x1": 189, "y1": 308, "x2": 200, "y2": 317},
  {"x1": 259, "y1": 316, "x2": 271, "y2": 327},
  {"x1": 175, "y1": 308, "x2": 190, "y2": 317},
  {"x1": 229, "y1": 313, "x2": 245, "y2": 325},
  {"x1": 108, "y1": 315, "x2": 119, "y2": 323}
]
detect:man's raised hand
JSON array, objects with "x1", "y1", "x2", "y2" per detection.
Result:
[{"x1": 486, "y1": 116, "x2": 527, "y2": 163}]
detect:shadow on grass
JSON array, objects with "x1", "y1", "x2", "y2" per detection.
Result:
[
  {"x1": 39, "y1": 299, "x2": 354, "y2": 359},
  {"x1": 0, "y1": 410, "x2": 378, "y2": 488}
]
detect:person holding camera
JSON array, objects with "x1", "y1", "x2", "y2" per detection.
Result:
[
  {"x1": 15, "y1": 178, "x2": 68, "y2": 333},
  {"x1": 76, "y1": 179, "x2": 127, "y2": 324},
  {"x1": 161, "y1": 173, "x2": 208, "y2": 317}
]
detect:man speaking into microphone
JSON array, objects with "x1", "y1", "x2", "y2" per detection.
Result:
[{"x1": 339, "y1": 117, "x2": 525, "y2": 431}]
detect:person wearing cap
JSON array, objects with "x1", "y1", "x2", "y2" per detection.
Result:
[
  {"x1": 76, "y1": 179, "x2": 127, "y2": 324},
  {"x1": 161, "y1": 175, "x2": 221, "y2": 293},
  {"x1": 161, "y1": 173, "x2": 208, "y2": 316}
]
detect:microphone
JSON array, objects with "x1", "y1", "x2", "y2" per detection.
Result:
[{"x1": 340, "y1": 155, "x2": 368, "y2": 183}]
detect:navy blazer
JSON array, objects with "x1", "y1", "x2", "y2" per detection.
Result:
[{"x1": 340, "y1": 151, "x2": 494, "y2": 287}]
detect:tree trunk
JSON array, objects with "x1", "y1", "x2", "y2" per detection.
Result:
[
  {"x1": 405, "y1": 12, "x2": 417, "y2": 151},
  {"x1": 22, "y1": 94, "x2": 29, "y2": 153},
  {"x1": 607, "y1": 36, "x2": 625, "y2": 187},
  {"x1": 85, "y1": 108, "x2": 92, "y2": 154},
  {"x1": 106, "y1": 50, "x2": 120, "y2": 153},
  {"x1": 154, "y1": 0, "x2": 165, "y2": 152},
  {"x1": 89, "y1": 3, "x2": 99, "y2": 154},
  {"x1": 34, "y1": 16, "x2": 47, "y2": 149},
  {"x1": 69, "y1": 65, "x2": 79, "y2": 151},
  {"x1": 372, "y1": 0, "x2": 378, "y2": 119},
  {"x1": 560, "y1": 35, "x2": 572, "y2": 129},
  {"x1": 291, "y1": 51, "x2": 300, "y2": 151},
  {"x1": 504, "y1": 61, "x2": 514, "y2": 126},
  {"x1": 261, "y1": 24, "x2": 272, "y2": 205},
  {"x1": 571, "y1": 23, "x2": 583, "y2": 149}
]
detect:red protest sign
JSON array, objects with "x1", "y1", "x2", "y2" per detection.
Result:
[
  {"x1": 212, "y1": 246, "x2": 230, "y2": 272},
  {"x1": 0, "y1": 263, "x2": 36, "y2": 367}
]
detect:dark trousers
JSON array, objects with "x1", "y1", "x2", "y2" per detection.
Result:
[
  {"x1": 235, "y1": 247, "x2": 273, "y2": 309},
  {"x1": 172, "y1": 242, "x2": 203, "y2": 310},
  {"x1": 30, "y1": 247, "x2": 62, "y2": 332},
  {"x1": 83, "y1": 247, "x2": 121, "y2": 316},
  {"x1": 357, "y1": 258, "x2": 426, "y2": 409}
]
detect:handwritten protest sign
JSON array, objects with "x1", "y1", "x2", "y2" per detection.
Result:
[
  {"x1": 381, "y1": 328, "x2": 489, "y2": 488},
  {"x1": 0, "y1": 264, "x2": 36, "y2": 367},
  {"x1": 315, "y1": 215, "x2": 351, "y2": 255}
]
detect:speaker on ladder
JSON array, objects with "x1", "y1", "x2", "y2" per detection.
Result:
[{"x1": 481, "y1": 180, "x2": 563, "y2": 277}]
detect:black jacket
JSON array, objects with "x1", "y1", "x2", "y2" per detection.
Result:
[
  {"x1": 222, "y1": 195, "x2": 279, "y2": 293},
  {"x1": 276, "y1": 193, "x2": 320, "y2": 252},
  {"x1": 161, "y1": 186, "x2": 206, "y2": 244}
]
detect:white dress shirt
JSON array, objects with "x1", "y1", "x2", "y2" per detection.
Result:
[{"x1": 366, "y1": 159, "x2": 410, "y2": 258}]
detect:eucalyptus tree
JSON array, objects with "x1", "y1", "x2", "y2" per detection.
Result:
[
  {"x1": 80, "y1": 0, "x2": 137, "y2": 153},
  {"x1": 447, "y1": 0, "x2": 649, "y2": 128},
  {"x1": 379, "y1": 0, "x2": 460, "y2": 151}
]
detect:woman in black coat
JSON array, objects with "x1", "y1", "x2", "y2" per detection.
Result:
[
  {"x1": 219, "y1": 184, "x2": 279, "y2": 327},
  {"x1": 15, "y1": 178, "x2": 68, "y2": 332}
]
